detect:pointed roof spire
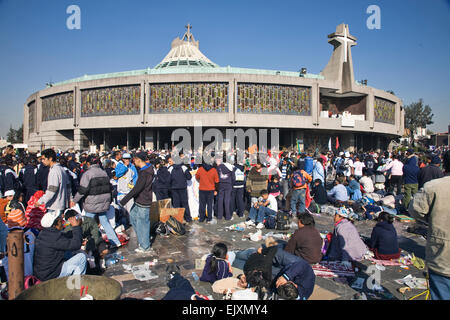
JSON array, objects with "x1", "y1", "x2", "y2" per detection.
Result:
[
  {"x1": 320, "y1": 24, "x2": 358, "y2": 93},
  {"x1": 154, "y1": 24, "x2": 218, "y2": 69}
]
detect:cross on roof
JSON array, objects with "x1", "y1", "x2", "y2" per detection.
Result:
[
  {"x1": 185, "y1": 23, "x2": 192, "y2": 36},
  {"x1": 335, "y1": 25, "x2": 355, "y2": 63}
]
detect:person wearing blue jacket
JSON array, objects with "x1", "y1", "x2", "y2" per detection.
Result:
[
  {"x1": 153, "y1": 158, "x2": 171, "y2": 200},
  {"x1": 304, "y1": 154, "x2": 314, "y2": 176},
  {"x1": 230, "y1": 162, "x2": 246, "y2": 218},
  {"x1": 168, "y1": 156, "x2": 193, "y2": 223},
  {"x1": 273, "y1": 257, "x2": 316, "y2": 300},
  {"x1": 368, "y1": 212, "x2": 400, "y2": 260},
  {"x1": 3, "y1": 155, "x2": 20, "y2": 195},
  {"x1": 216, "y1": 159, "x2": 234, "y2": 220},
  {"x1": 402, "y1": 155, "x2": 420, "y2": 210},
  {"x1": 20, "y1": 156, "x2": 39, "y2": 204}
]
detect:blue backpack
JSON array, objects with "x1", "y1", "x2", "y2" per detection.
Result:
[{"x1": 291, "y1": 170, "x2": 307, "y2": 188}]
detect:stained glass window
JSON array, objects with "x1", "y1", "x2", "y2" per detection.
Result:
[
  {"x1": 374, "y1": 97, "x2": 395, "y2": 124},
  {"x1": 149, "y1": 83, "x2": 228, "y2": 113},
  {"x1": 237, "y1": 83, "x2": 311, "y2": 115},
  {"x1": 41, "y1": 92, "x2": 74, "y2": 121},
  {"x1": 81, "y1": 85, "x2": 141, "y2": 117}
]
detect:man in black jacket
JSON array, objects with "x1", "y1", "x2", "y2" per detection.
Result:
[
  {"x1": 33, "y1": 211, "x2": 86, "y2": 281},
  {"x1": 418, "y1": 155, "x2": 444, "y2": 189},
  {"x1": 120, "y1": 152, "x2": 154, "y2": 253}
]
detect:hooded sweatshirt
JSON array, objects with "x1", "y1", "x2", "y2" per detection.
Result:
[
  {"x1": 369, "y1": 221, "x2": 400, "y2": 255},
  {"x1": 403, "y1": 156, "x2": 420, "y2": 185},
  {"x1": 217, "y1": 163, "x2": 233, "y2": 186},
  {"x1": 169, "y1": 164, "x2": 192, "y2": 190},
  {"x1": 195, "y1": 164, "x2": 219, "y2": 191}
]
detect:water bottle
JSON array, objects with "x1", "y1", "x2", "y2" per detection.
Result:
[
  {"x1": 105, "y1": 258, "x2": 118, "y2": 267},
  {"x1": 192, "y1": 272, "x2": 199, "y2": 282}
]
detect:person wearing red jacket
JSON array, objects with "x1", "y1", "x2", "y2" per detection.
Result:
[{"x1": 195, "y1": 163, "x2": 219, "y2": 223}]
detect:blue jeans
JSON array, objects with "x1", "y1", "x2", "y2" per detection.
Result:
[
  {"x1": 58, "y1": 252, "x2": 87, "y2": 278},
  {"x1": 232, "y1": 248, "x2": 257, "y2": 270},
  {"x1": 249, "y1": 206, "x2": 276, "y2": 224},
  {"x1": 129, "y1": 203, "x2": 151, "y2": 250},
  {"x1": 429, "y1": 270, "x2": 450, "y2": 300},
  {"x1": 0, "y1": 219, "x2": 8, "y2": 253},
  {"x1": 85, "y1": 211, "x2": 121, "y2": 247},
  {"x1": 290, "y1": 188, "x2": 306, "y2": 214}
]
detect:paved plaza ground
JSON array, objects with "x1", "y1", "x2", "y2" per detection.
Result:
[{"x1": 103, "y1": 212, "x2": 428, "y2": 301}]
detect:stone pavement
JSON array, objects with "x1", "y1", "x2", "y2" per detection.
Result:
[{"x1": 102, "y1": 212, "x2": 429, "y2": 301}]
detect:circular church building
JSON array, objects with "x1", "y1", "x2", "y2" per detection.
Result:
[{"x1": 24, "y1": 24, "x2": 404, "y2": 153}]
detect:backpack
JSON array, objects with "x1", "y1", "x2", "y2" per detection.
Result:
[
  {"x1": 234, "y1": 168, "x2": 245, "y2": 182},
  {"x1": 153, "y1": 221, "x2": 170, "y2": 236},
  {"x1": 165, "y1": 216, "x2": 186, "y2": 236},
  {"x1": 366, "y1": 159, "x2": 374, "y2": 170},
  {"x1": 291, "y1": 170, "x2": 307, "y2": 188},
  {"x1": 276, "y1": 211, "x2": 290, "y2": 230},
  {"x1": 263, "y1": 215, "x2": 277, "y2": 229}
]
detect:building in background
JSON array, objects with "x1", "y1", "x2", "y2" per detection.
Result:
[{"x1": 24, "y1": 24, "x2": 404, "y2": 152}]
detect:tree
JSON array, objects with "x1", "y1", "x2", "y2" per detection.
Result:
[
  {"x1": 6, "y1": 123, "x2": 24, "y2": 144},
  {"x1": 16, "y1": 124, "x2": 23, "y2": 143},
  {"x1": 404, "y1": 99, "x2": 433, "y2": 146}
]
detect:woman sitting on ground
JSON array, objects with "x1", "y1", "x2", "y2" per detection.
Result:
[
  {"x1": 200, "y1": 242, "x2": 233, "y2": 283},
  {"x1": 368, "y1": 212, "x2": 401, "y2": 260},
  {"x1": 326, "y1": 207, "x2": 368, "y2": 262}
]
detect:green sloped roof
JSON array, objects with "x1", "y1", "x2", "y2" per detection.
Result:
[{"x1": 50, "y1": 66, "x2": 324, "y2": 87}]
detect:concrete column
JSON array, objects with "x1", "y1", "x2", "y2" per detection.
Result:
[
  {"x1": 367, "y1": 91, "x2": 375, "y2": 129},
  {"x1": 228, "y1": 80, "x2": 235, "y2": 123},
  {"x1": 140, "y1": 81, "x2": 145, "y2": 125},
  {"x1": 395, "y1": 101, "x2": 400, "y2": 135},
  {"x1": 144, "y1": 81, "x2": 150, "y2": 125},
  {"x1": 311, "y1": 83, "x2": 319, "y2": 126},
  {"x1": 74, "y1": 86, "x2": 81, "y2": 127}
]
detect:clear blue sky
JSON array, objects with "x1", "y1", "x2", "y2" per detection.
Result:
[{"x1": 0, "y1": 0, "x2": 449, "y2": 138}]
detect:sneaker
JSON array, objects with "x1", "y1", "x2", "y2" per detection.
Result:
[
  {"x1": 256, "y1": 222, "x2": 265, "y2": 229},
  {"x1": 135, "y1": 247, "x2": 153, "y2": 254},
  {"x1": 245, "y1": 220, "x2": 255, "y2": 226}
]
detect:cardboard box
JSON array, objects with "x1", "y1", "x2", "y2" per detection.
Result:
[
  {"x1": 149, "y1": 199, "x2": 185, "y2": 224},
  {"x1": 160, "y1": 208, "x2": 185, "y2": 224}
]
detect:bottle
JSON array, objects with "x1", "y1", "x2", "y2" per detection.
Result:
[
  {"x1": 105, "y1": 258, "x2": 118, "y2": 267},
  {"x1": 192, "y1": 272, "x2": 199, "y2": 282}
]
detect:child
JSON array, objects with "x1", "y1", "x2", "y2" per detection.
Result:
[
  {"x1": 200, "y1": 242, "x2": 233, "y2": 283},
  {"x1": 268, "y1": 175, "x2": 283, "y2": 211}
]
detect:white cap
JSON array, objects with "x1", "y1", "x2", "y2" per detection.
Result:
[
  {"x1": 41, "y1": 211, "x2": 61, "y2": 228},
  {"x1": 344, "y1": 151, "x2": 350, "y2": 158},
  {"x1": 4, "y1": 190, "x2": 15, "y2": 197},
  {"x1": 339, "y1": 152, "x2": 344, "y2": 156},
  {"x1": 122, "y1": 153, "x2": 132, "y2": 159}
]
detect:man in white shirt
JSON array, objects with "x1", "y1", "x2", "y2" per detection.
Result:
[
  {"x1": 343, "y1": 152, "x2": 353, "y2": 177},
  {"x1": 352, "y1": 157, "x2": 366, "y2": 180},
  {"x1": 246, "y1": 190, "x2": 278, "y2": 229}
]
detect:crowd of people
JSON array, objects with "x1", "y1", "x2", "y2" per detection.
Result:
[{"x1": 0, "y1": 142, "x2": 449, "y2": 300}]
